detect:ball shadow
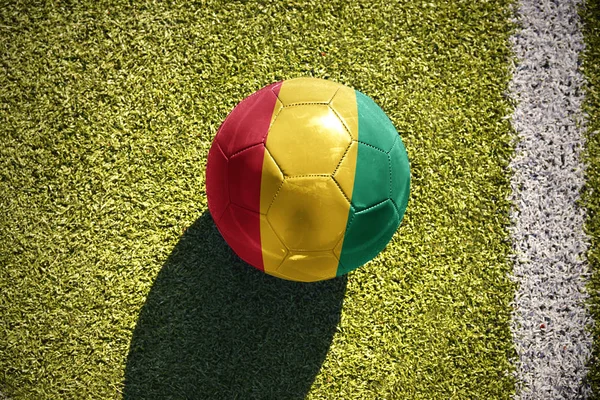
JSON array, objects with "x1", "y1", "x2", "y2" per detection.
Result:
[{"x1": 123, "y1": 211, "x2": 347, "y2": 399}]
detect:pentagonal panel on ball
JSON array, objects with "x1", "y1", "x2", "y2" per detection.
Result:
[
  {"x1": 216, "y1": 82, "x2": 283, "y2": 157},
  {"x1": 266, "y1": 105, "x2": 352, "y2": 176},
  {"x1": 276, "y1": 77, "x2": 342, "y2": 106},
  {"x1": 259, "y1": 215, "x2": 288, "y2": 275},
  {"x1": 259, "y1": 149, "x2": 285, "y2": 215},
  {"x1": 274, "y1": 251, "x2": 340, "y2": 282},
  {"x1": 329, "y1": 85, "x2": 359, "y2": 141},
  {"x1": 228, "y1": 144, "x2": 266, "y2": 213},
  {"x1": 337, "y1": 199, "x2": 400, "y2": 275},
  {"x1": 355, "y1": 90, "x2": 398, "y2": 153},
  {"x1": 351, "y1": 142, "x2": 391, "y2": 211},
  {"x1": 267, "y1": 177, "x2": 350, "y2": 252},
  {"x1": 333, "y1": 141, "x2": 358, "y2": 201}
]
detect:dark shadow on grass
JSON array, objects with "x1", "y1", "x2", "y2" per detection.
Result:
[{"x1": 123, "y1": 212, "x2": 347, "y2": 399}]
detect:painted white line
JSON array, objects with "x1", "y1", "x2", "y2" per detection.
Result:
[{"x1": 508, "y1": 0, "x2": 593, "y2": 398}]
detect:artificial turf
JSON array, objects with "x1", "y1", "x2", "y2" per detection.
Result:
[
  {"x1": 0, "y1": 0, "x2": 516, "y2": 398},
  {"x1": 582, "y1": 0, "x2": 600, "y2": 397}
]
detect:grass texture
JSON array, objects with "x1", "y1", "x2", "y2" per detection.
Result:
[
  {"x1": 0, "y1": 0, "x2": 516, "y2": 398},
  {"x1": 582, "y1": 0, "x2": 600, "y2": 396}
]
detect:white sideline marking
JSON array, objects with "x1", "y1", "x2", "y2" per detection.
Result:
[{"x1": 508, "y1": 0, "x2": 593, "y2": 398}]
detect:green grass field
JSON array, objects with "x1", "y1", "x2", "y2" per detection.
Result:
[{"x1": 0, "y1": 0, "x2": 538, "y2": 398}]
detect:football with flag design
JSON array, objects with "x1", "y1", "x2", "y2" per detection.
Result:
[{"x1": 206, "y1": 77, "x2": 410, "y2": 282}]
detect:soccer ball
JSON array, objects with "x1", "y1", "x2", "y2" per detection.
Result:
[{"x1": 206, "y1": 77, "x2": 410, "y2": 282}]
